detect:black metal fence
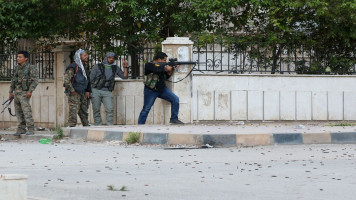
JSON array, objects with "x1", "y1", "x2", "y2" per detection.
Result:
[
  {"x1": 193, "y1": 42, "x2": 356, "y2": 75},
  {"x1": 0, "y1": 51, "x2": 54, "y2": 81},
  {"x1": 87, "y1": 43, "x2": 156, "y2": 79}
]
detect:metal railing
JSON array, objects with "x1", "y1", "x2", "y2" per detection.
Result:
[{"x1": 193, "y1": 42, "x2": 356, "y2": 75}]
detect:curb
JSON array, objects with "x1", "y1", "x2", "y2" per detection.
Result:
[{"x1": 66, "y1": 128, "x2": 356, "y2": 147}]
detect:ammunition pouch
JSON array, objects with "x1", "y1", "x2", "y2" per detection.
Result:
[{"x1": 143, "y1": 73, "x2": 159, "y2": 91}]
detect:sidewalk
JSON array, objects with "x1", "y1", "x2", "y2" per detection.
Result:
[{"x1": 64, "y1": 121, "x2": 356, "y2": 147}]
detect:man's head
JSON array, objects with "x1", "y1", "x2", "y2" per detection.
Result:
[
  {"x1": 80, "y1": 52, "x2": 88, "y2": 63},
  {"x1": 104, "y1": 52, "x2": 116, "y2": 65},
  {"x1": 153, "y1": 52, "x2": 168, "y2": 63},
  {"x1": 17, "y1": 51, "x2": 29, "y2": 66}
]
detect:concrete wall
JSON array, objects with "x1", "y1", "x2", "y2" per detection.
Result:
[
  {"x1": 89, "y1": 79, "x2": 168, "y2": 125},
  {"x1": 192, "y1": 74, "x2": 356, "y2": 121},
  {"x1": 0, "y1": 81, "x2": 55, "y2": 128}
]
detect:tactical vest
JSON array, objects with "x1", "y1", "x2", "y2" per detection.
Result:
[
  {"x1": 14, "y1": 63, "x2": 32, "y2": 91},
  {"x1": 91, "y1": 63, "x2": 117, "y2": 91},
  {"x1": 64, "y1": 63, "x2": 88, "y2": 94}
]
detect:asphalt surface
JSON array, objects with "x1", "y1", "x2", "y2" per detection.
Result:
[{"x1": 1, "y1": 141, "x2": 356, "y2": 200}]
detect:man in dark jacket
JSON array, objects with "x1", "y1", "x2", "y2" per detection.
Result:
[
  {"x1": 138, "y1": 51, "x2": 183, "y2": 124},
  {"x1": 63, "y1": 49, "x2": 92, "y2": 127},
  {"x1": 90, "y1": 52, "x2": 128, "y2": 126}
]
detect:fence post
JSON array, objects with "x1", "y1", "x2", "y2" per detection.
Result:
[
  {"x1": 162, "y1": 37, "x2": 194, "y2": 124},
  {"x1": 52, "y1": 45, "x2": 73, "y2": 127}
]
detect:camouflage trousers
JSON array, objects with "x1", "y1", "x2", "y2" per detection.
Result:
[
  {"x1": 67, "y1": 92, "x2": 89, "y2": 127},
  {"x1": 14, "y1": 90, "x2": 34, "y2": 133}
]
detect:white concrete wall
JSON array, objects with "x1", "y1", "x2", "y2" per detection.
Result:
[
  {"x1": 192, "y1": 74, "x2": 356, "y2": 121},
  {"x1": 0, "y1": 81, "x2": 55, "y2": 128}
]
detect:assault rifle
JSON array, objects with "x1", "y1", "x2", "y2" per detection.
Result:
[
  {"x1": 155, "y1": 58, "x2": 197, "y2": 67},
  {"x1": 1, "y1": 96, "x2": 16, "y2": 117}
]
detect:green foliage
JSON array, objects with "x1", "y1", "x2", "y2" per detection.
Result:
[
  {"x1": 125, "y1": 132, "x2": 140, "y2": 144},
  {"x1": 53, "y1": 126, "x2": 64, "y2": 140},
  {"x1": 0, "y1": 0, "x2": 354, "y2": 74}
]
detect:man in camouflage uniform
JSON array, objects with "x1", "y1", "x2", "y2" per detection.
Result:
[
  {"x1": 9, "y1": 51, "x2": 39, "y2": 136},
  {"x1": 63, "y1": 49, "x2": 91, "y2": 127}
]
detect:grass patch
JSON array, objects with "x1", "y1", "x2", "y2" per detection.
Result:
[
  {"x1": 328, "y1": 122, "x2": 355, "y2": 127},
  {"x1": 125, "y1": 132, "x2": 141, "y2": 144},
  {"x1": 53, "y1": 126, "x2": 64, "y2": 140}
]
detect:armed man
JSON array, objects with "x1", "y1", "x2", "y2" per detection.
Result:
[
  {"x1": 90, "y1": 52, "x2": 128, "y2": 126},
  {"x1": 63, "y1": 49, "x2": 92, "y2": 127},
  {"x1": 138, "y1": 51, "x2": 183, "y2": 124},
  {"x1": 9, "y1": 51, "x2": 39, "y2": 136}
]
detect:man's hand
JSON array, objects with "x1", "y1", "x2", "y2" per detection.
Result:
[
  {"x1": 86, "y1": 92, "x2": 90, "y2": 99},
  {"x1": 25, "y1": 92, "x2": 32, "y2": 98},
  {"x1": 9, "y1": 93, "x2": 14, "y2": 100},
  {"x1": 165, "y1": 66, "x2": 174, "y2": 75},
  {"x1": 123, "y1": 59, "x2": 128, "y2": 68},
  {"x1": 71, "y1": 91, "x2": 77, "y2": 95}
]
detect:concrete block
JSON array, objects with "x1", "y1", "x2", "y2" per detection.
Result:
[
  {"x1": 312, "y1": 92, "x2": 327, "y2": 120},
  {"x1": 62, "y1": 127, "x2": 71, "y2": 137},
  {"x1": 32, "y1": 96, "x2": 41, "y2": 122},
  {"x1": 116, "y1": 96, "x2": 125, "y2": 124},
  {"x1": 125, "y1": 96, "x2": 135, "y2": 125},
  {"x1": 40, "y1": 96, "x2": 49, "y2": 123},
  {"x1": 87, "y1": 130, "x2": 105, "y2": 141},
  {"x1": 0, "y1": 174, "x2": 28, "y2": 200},
  {"x1": 167, "y1": 134, "x2": 203, "y2": 145},
  {"x1": 215, "y1": 91, "x2": 230, "y2": 120},
  {"x1": 231, "y1": 91, "x2": 247, "y2": 120},
  {"x1": 331, "y1": 132, "x2": 356, "y2": 144},
  {"x1": 328, "y1": 91, "x2": 343, "y2": 120},
  {"x1": 48, "y1": 96, "x2": 56, "y2": 123},
  {"x1": 142, "y1": 133, "x2": 168, "y2": 144},
  {"x1": 280, "y1": 91, "x2": 296, "y2": 120},
  {"x1": 104, "y1": 131, "x2": 123, "y2": 141},
  {"x1": 197, "y1": 91, "x2": 214, "y2": 120},
  {"x1": 344, "y1": 92, "x2": 356, "y2": 120},
  {"x1": 202, "y1": 134, "x2": 236, "y2": 147},
  {"x1": 69, "y1": 128, "x2": 88, "y2": 139},
  {"x1": 134, "y1": 96, "x2": 143, "y2": 125},
  {"x1": 273, "y1": 133, "x2": 303, "y2": 145},
  {"x1": 264, "y1": 91, "x2": 279, "y2": 120},
  {"x1": 236, "y1": 134, "x2": 271, "y2": 146},
  {"x1": 247, "y1": 91, "x2": 263, "y2": 120},
  {"x1": 153, "y1": 99, "x2": 164, "y2": 124},
  {"x1": 296, "y1": 91, "x2": 311, "y2": 120},
  {"x1": 303, "y1": 133, "x2": 331, "y2": 144}
]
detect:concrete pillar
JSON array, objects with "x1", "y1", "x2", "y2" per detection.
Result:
[
  {"x1": 52, "y1": 45, "x2": 73, "y2": 127},
  {"x1": 0, "y1": 174, "x2": 28, "y2": 200},
  {"x1": 162, "y1": 37, "x2": 194, "y2": 124}
]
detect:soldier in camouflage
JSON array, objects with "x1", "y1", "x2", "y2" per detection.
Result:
[
  {"x1": 63, "y1": 49, "x2": 91, "y2": 127},
  {"x1": 9, "y1": 51, "x2": 39, "y2": 136}
]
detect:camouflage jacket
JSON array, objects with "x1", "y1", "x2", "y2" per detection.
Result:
[{"x1": 9, "y1": 62, "x2": 39, "y2": 93}]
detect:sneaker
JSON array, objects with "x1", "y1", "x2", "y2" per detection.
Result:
[
  {"x1": 25, "y1": 131, "x2": 34, "y2": 135},
  {"x1": 13, "y1": 132, "x2": 24, "y2": 136},
  {"x1": 170, "y1": 119, "x2": 184, "y2": 124}
]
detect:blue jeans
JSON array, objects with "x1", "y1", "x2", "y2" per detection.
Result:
[{"x1": 138, "y1": 87, "x2": 179, "y2": 124}]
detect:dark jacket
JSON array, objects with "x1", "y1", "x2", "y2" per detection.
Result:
[{"x1": 144, "y1": 62, "x2": 171, "y2": 91}]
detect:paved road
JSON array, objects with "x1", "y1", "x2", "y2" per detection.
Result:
[{"x1": 1, "y1": 141, "x2": 356, "y2": 200}]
